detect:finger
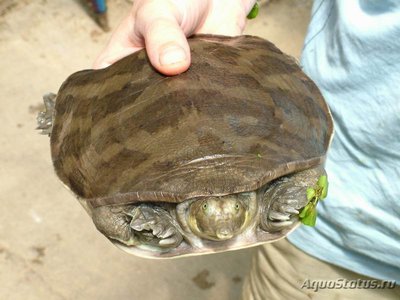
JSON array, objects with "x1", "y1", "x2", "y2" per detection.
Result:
[
  {"x1": 93, "y1": 15, "x2": 143, "y2": 69},
  {"x1": 144, "y1": 19, "x2": 190, "y2": 75},
  {"x1": 135, "y1": 1, "x2": 191, "y2": 75}
]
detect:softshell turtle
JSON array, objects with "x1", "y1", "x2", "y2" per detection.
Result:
[{"x1": 38, "y1": 35, "x2": 333, "y2": 258}]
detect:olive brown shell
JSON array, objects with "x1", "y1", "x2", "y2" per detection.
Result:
[{"x1": 50, "y1": 35, "x2": 333, "y2": 208}]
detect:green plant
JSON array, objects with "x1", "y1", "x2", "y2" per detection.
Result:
[{"x1": 299, "y1": 175, "x2": 328, "y2": 226}]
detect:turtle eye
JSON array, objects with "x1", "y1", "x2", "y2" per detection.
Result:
[
  {"x1": 202, "y1": 202, "x2": 208, "y2": 211},
  {"x1": 235, "y1": 203, "x2": 240, "y2": 211}
]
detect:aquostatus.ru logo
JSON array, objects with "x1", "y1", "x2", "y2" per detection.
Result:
[{"x1": 301, "y1": 278, "x2": 396, "y2": 292}]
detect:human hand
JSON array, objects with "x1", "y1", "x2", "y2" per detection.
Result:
[{"x1": 93, "y1": 0, "x2": 256, "y2": 75}]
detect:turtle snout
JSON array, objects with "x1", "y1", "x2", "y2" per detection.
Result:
[{"x1": 216, "y1": 227, "x2": 234, "y2": 240}]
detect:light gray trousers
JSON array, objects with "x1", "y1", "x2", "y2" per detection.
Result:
[{"x1": 242, "y1": 238, "x2": 400, "y2": 300}]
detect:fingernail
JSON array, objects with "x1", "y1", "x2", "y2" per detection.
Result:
[{"x1": 159, "y1": 44, "x2": 187, "y2": 66}]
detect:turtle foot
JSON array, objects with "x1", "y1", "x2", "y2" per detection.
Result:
[
  {"x1": 92, "y1": 205, "x2": 136, "y2": 245},
  {"x1": 128, "y1": 205, "x2": 183, "y2": 248},
  {"x1": 264, "y1": 199, "x2": 300, "y2": 231},
  {"x1": 260, "y1": 169, "x2": 319, "y2": 232},
  {"x1": 37, "y1": 93, "x2": 56, "y2": 136}
]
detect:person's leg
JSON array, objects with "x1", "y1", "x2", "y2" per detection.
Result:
[{"x1": 242, "y1": 238, "x2": 400, "y2": 300}]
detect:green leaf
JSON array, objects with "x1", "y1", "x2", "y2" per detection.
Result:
[
  {"x1": 317, "y1": 175, "x2": 328, "y2": 199},
  {"x1": 306, "y1": 188, "x2": 316, "y2": 201},
  {"x1": 247, "y1": 3, "x2": 259, "y2": 19},
  {"x1": 299, "y1": 203, "x2": 311, "y2": 218},
  {"x1": 301, "y1": 207, "x2": 317, "y2": 226}
]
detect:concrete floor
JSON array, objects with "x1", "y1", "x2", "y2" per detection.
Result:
[{"x1": 0, "y1": 0, "x2": 311, "y2": 299}]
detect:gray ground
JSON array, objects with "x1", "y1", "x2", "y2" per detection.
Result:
[{"x1": 0, "y1": 0, "x2": 311, "y2": 299}]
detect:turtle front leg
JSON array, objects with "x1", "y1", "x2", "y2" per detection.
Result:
[
  {"x1": 92, "y1": 204, "x2": 183, "y2": 248},
  {"x1": 260, "y1": 166, "x2": 325, "y2": 232},
  {"x1": 128, "y1": 205, "x2": 183, "y2": 248},
  {"x1": 92, "y1": 205, "x2": 137, "y2": 245}
]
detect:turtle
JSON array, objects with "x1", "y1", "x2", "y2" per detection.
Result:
[{"x1": 37, "y1": 34, "x2": 333, "y2": 258}]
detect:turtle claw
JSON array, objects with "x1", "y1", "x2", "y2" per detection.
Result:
[
  {"x1": 268, "y1": 199, "x2": 300, "y2": 222},
  {"x1": 284, "y1": 207, "x2": 299, "y2": 214},
  {"x1": 265, "y1": 202, "x2": 298, "y2": 231},
  {"x1": 129, "y1": 205, "x2": 183, "y2": 248},
  {"x1": 152, "y1": 225, "x2": 163, "y2": 236},
  {"x1": 160, "y1": 226, "x2": 176, "y2": 239},
  {"x1": 269, "y1": 211, "x2": 291, "y2": 221},
  {"x1": 269, "y1": 220, "x2": 295, "y2": 228},
  {"x1": 261, "y1": 194, "x2": 302, "y2": 232},
  {"x1": 157, "y1": 224, "x2": 183, "y2": 247},
  {"x1": 159, "y1": 236, "x2": 180, "y2": 246},
  {"x1": 37, "y1": 93, "x2": 56, "y2": 136}
]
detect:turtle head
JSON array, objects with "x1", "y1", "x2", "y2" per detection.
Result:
[{"x1": 187, "y1": 195, "x2": 249, "y2": 241}]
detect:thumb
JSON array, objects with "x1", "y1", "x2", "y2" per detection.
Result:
[
  {"x1": 135, "y1": 2, "x2": 191, "y2": 76},
  {"x1": 143, "y1": 20, "x2": 191, "y2": 76}
]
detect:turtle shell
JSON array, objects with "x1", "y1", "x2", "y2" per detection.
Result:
[{"x1": 50, "y1": 34, "x2": 333, "y2": 208}]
